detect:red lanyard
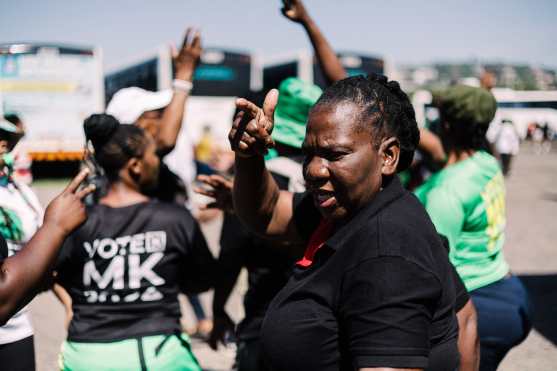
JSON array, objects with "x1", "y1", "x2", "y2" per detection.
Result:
[{"x1": 296, "y1": 219, "x2": 334, "y2": 267}]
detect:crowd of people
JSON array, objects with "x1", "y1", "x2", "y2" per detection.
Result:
[{"x1": 0, "y1": 1, "x2": 537, "y2": 370}]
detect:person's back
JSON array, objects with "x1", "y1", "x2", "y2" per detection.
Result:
[
  {"x1": 415, "y1": 85, "x2": 530, "y2": 371},
  {"x1": 415, "y1": 151, "x2": 509, "y2": 291},
  {"x1": 492, "y1": 121, "x2": 519, "y2": 156},
  {"x1": 54, "y1": 113, "x2": 215, "y2": 371},
  {"x1": 56, "y1": 200, "x2": 213, "y2": 341}
]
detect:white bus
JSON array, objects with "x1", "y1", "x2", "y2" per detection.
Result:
[
  {"x1": 0, "y1": 43, "x2": 104, "y2": 161},
  {"x1": 491, "y1": 88, "x2": 557, "y2": 138},
  {"x1": 413, "y1": 88, "x2": 557, "y2": 139}
]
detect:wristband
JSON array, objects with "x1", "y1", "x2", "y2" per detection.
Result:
[{"x1": 172, "y1": 79, "x2": 193, "y2": 93}]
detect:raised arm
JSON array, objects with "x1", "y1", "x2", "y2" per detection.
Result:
[
  {"x1": 0, "y1": 169, "x2": 94, "y2": 324},
  {"x1": 418, "y1": 127, "x2": 446, "y2": 164},
  {"x1": 229, "y1": 90, "x2": 301, "y2": 242},
  {"x1": 157, "y1": 28, "x2": 202, "y2": 155},
  {"x1": 281, "y1": 0, "x2": 347, "y2": 85}
]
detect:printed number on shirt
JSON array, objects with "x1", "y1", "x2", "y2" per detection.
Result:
[{"x1": 481, "y1": 174, "x2": 506, "y2": 251}]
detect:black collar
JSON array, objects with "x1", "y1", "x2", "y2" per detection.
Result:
[{"x1": 325, "y1": 176, "x2": 405, "y2": 251}]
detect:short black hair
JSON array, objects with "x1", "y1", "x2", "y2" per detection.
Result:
[
  {"x1": 84, "y1": 114, "x2": 147, "y2": 181},
  {"x1": 311, "y1": 74, "x2": 419, "y2": 171}
]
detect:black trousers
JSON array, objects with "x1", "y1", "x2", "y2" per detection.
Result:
[
  {"x1": 236, "y1": 338, "x2": 270, "y2": 371},
  {"x1": 500, "y1": 154, "x2": 513, "y2": 176},
  {"x1": 0, "y1": 335, "x2": 36, "y2": 371}
]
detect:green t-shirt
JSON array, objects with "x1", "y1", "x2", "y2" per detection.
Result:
[{"x1": 414, "y1": 151, "x2": 509, "y2": 291}]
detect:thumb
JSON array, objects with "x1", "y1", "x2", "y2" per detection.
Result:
[{"x1": 262, "y1": 89, "x2": 279, "y2": 124}]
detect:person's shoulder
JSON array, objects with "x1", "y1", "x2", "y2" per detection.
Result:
[
  {"x1": 382, "y1": 193, "x2": 433, "y2": 236},
  {"x1": 378, "y1": 191, "x2": 447, "y2": 265},
  {"x1": 145, "y1": 200, "x2": 195, "y2": 221},
  {"x1": 474, "y1": 151, "x2": 500, "y2": 171}
]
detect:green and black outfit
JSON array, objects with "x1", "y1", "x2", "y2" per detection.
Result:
[{"x1": 55, "y1": 201, "x2": 216, "y2": 371}]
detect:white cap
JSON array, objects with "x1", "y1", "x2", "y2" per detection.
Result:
[{"x1": 106, "y1": 87, "x2": 173, "y2": 124}]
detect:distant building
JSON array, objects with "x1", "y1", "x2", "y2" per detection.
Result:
[{"x1": 398, "y1": 62, "x2": 557, "y2": 92}]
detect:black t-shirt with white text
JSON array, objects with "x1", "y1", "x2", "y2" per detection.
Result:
[{"x1": 55, "y1": 200, "x2": 216, "y2": 342}]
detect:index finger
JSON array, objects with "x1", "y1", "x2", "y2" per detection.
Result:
[
  {"x1": 236, "y1": 98, "x2": 262, "y2": 119},
  {"x1": 181, "y1": 27, "x2": 193, "y2": 49},
  {"x1": 192, "y1": 30, "x2": 201, "y2": 49},
  {"x1": 64, "y1": 168, "x2": 90, "y2": 194}
]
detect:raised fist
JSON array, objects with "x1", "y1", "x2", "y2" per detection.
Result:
[
  {"x1": 281, "y1": 0, "x2": 309, "y2": 24},
  {"x1": 172, "y1": 27, "x2": 202, "y2": 81}
]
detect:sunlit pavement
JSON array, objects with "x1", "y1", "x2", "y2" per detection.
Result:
[{"x1": 29, "y1": 143, "x2": 557, "y2": 370}]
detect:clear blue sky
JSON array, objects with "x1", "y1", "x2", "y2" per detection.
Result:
[{"x1": 2, "y1": 0, "x2": 556, "y2": 71}]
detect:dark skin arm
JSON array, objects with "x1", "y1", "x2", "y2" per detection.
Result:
[
  {"x1": 457, "y1": 299, "x2": 480, "y2": 371},
  {"x1": 229, "y1": 90, "x2": 301, "y2": 242},
  {"x1": 193, "y1": 174, "x2": 240, "y2": 349},
  {"x1": 418, "y1": 127, "x2": 446, "y2": 164},
  {"x1": 193, "y1": 174, "x2": 246, "y2": 349},
  {"x1": 52, "y1": 282, "x2": 73, "y2": 330},
  {"x1": 156, "y1": 28, "x2": 202, "y2": 156},
  {"x1": 0, "y1": 169, "x2": 94, "y2": 324},
  {"x1": 281, "y1": 0, "x2": 347, "y2": 85}
]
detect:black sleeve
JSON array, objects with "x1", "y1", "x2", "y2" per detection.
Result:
[
  {"x1": 0, "y1": 234, "x2": 8, "y2": 261},
  {"x1": 54, "y1": 235, "x2": 74, "y2": 273},
  {"x1": 451, "y1": 262, "x2": 469, "y2": 312},
  {"x1": 438, "y1": 234, "x2": 469, "y2": 312},
  {"x1": 179, "y1": 220, "x2": 217, "y2": 294},
  {"x1": 339, "y1": 257, "x2": 440, "y2": 369},
  {"x1": 292, "y1": 192, "x2": 321, "y2": 242}
]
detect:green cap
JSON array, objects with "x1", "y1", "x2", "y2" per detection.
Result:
[
  {"x1": 272, "y1": 78, "x2": 323, "y2": 149},
  {"x1": 433, "y1": 85, "x2": 497, "y2": 127}
]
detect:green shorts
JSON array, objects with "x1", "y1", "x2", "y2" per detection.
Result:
[{"x1": 59, "y1": 333, "x2": 201, "y2": 371}]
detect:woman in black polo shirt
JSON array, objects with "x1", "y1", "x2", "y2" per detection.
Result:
[
  {"x1": 54, "y1": 114, "x2": 216, "y2": 371},
  {"x1": 229, "y1": 74, "x2": 460, "y2": 371}
]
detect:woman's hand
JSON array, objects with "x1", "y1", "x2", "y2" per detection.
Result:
[
  {"x1": 172, "y1": 28, "x2": 202, "y2": 82},
  {"x1": 195, "y1": 174, "x2": 234, "y2": 213},
  {"x1": 229, "y1": 89, "x2": 279, "y2": 158},
  {"x1": 281, "y1": 0, "x2": 310, "y2": 24},
  {"x1": 43, "y1": 169, "x2": 95, "y2": 236}
]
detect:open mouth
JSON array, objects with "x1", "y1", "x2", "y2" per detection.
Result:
[{"x1": 312, "y1": 190, "x2": 337, "y2": 209}]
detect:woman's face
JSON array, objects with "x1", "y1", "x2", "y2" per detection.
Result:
[
  {"x1": 137, "y1": 136, "x2": 160, "y2": 192},
  {"x1": 136, "y1": 110, "x2": 163, "y2": 139},
  {"x1": 302, "y1": 102, "x2": 384, "y2": 222}
]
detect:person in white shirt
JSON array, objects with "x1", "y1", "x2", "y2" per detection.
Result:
[{"x1": 487, "y1": 118, "x2": 520, "y2": 176}]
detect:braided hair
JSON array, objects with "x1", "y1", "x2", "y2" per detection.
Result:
[
  {"x1": 83, "y1": 114, "x2": 148, "y2": 181},
  {"x1": 311, "y1": 74, "x2": 420, "y2": 171}
]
